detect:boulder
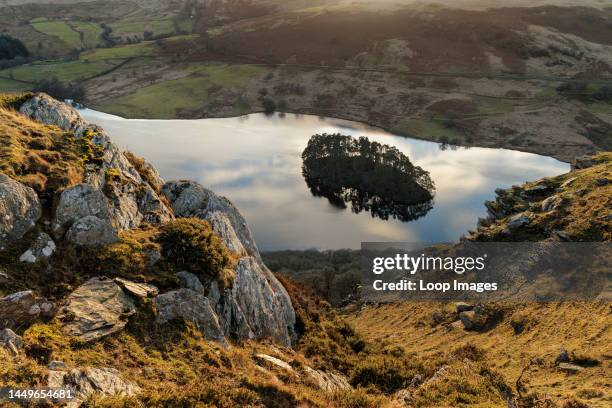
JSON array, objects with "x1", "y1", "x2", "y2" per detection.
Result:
[
  {"x1": 65, "y1": 215, "x2": 118, "y2": 246},
  {"x1": 19, "y1": 232, "x2": 56, "y2": 263},
  {"x1": 541, "y1": 195, "x2": 562, "y2": 212},
  {"x1": 114, "y1": 278, "x2": 158, "y2": 299},
  {"x1": 0, "y1": 328, "x2": 23, "y2": 357},
  {"x1": 58, "y1": 277, "x2": 136, "y2": 342},
  {"x1": 49, "y1": 367, "x2": 140, "y2": 408},
  {"x1": 155, "y1": 288, "x2": 226, "y2": 344},
  {"x1": 0, "y1": 291, "x2": 40, "y2": 328},
  {"x1": 255, "y1": 354, "x2": 294, "y2": 373},
  {"x1": 20, "y1": 93, "x2": 89, "y2": 136},
  {"x1": 161, "y1": 180, "x2": 257, "y2": 257},
  {"x1": 0, "y1": 173, "x2": 42, "y2": 249},
  {"x1": 558, "y1": 363, "x2": 585, "y2": 373},
  {"x1": 507, "y1": 213, "x2": 531, "y2": 230},
  {"x1": 54, "y1": 184, "x2": 112, "y2": 237},
  {"x1": 302, "y1": 366, "x2": 351, "y2": 392},
  {"x1": 176, "y1": 271, "x2": 205, "y2": 294},
  {"x1": 161, "y1": 180, "x2": 296, "y2": 346}
]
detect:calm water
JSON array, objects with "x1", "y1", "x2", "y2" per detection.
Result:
[{"x1": 80, "y1": 109, "x2": 569, "y2": 250}]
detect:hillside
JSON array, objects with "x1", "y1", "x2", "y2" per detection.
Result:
[
  {"x1": 0, "y1": 94, "x2": 610, "y2": 407},
  {"x1": 0, "y1": 2, "x2": 610, "y2": 161}
]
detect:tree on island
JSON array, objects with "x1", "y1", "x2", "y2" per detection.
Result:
[{"x1": 302, "y1": 133, "x2": 435, "y2": 222}]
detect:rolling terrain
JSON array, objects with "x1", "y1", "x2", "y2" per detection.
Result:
[{"x1": 0, "y1": 1, "x2": 611, "y2": 160}]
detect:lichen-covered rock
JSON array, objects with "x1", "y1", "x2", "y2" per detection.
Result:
[
  {"x1": 20, "y1": 94, "x2": 173, "y2": 232},
  {"x1": 114, "y1": 278, "x2": 158, "y2": 299},
  {"x1": 161, "y1": 180, "x2": 296, "y2": 346},
  {"x1": 54, "y1": 184, "x2": 112, "y2": 238},
  {"x1": 19, "y1": 232, "x2": 56, "y2": 263},
  {"x1": 302, "y1": 366, "x2": 351, "y2": 392},
  {"x1": 0, "y1": 328, "x2": 23, "y2": 357},
  {"x1": 20, "y1": 93, "x2": 89, "y2": 136},
  {"x1": 58, "y1": 277, "x2": 136, "y2": 342},
  {"x1": 65, "y1": 215, "x2": 118, "y2": 246},
  {"x1": 0, "y1": 173, "x2": 41, "y2": 249},
  {"x1": 48, "y1": 367, "x2": 140, "y2": 408},
  {"x1": 0, "y1": 291, "x2": 40, "y2": 328},
  {"x1": 155, "y1": 288, "x2": 226, "y2": 344},
  {"x1": 161, "y1": 180, "x2": 257, "y2": 257}
]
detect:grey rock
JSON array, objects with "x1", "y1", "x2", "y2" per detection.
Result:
[
  {"x1": 54, "y1": 184, "x2": 112, "y2": 238},
  {"x1": 0, "y1": 174, "x2": 42, "y2": 249},
  {"x1": 507, "y1": 213, "x2": 531, "y2": 230},
  {"x1": 176, "y1": 271, "x2": 205, "y2": 294},
  {"x1": 48, "y1": 360, "x2": 67, "y2": 370},
  {"x1": 50, "y1": 367, "x2": 140, "y2": 408},
  {"x1": 19, "y1": 232, "x2": 56, "y2": 263},
  {"x1": 558, "y1": 363, "x2": 585, "y2": 373},
  {"x1": 58, "y1": 277, "x2": 136, "y2": 342},
  {"x1": 524, "y1": 183, "x2": 552, "y2": 195},
  {"x1": 302, "y1": 366, "x2": 351, "y2": 392},
  {"x1": 394, "y1": 389, "x2": 413, "y2": 405},
  {"x1": 0, "y1": 291, "x2": 39, "y2": 328},
  {"x1": 22, "y1": 95, "x2": 172, "y2": 232},
  {"x1": 560, "y1": 177, "x2": 578, "y2": 188},
  {"x1": 65, "y1": 215, "x2": 118, "y2": 246},
  {"x1": 0, "y1": 328, "x2": 23, "y2": 356},
  {"x1": 114, "y1": 278, "x2": 158, "y2": 299},
  {"x1": 571, "y1": 156, "x2": 595, "y2": 170},
  {"x1": 155, "y1": 288, "x2": 226, "y2": 344},
  {"x1": 161, "y1": 180, "x2": 296, "y2": 346},
  {"x1": 20, "y1": 93, "x2": 89, "y2": 136},
  {"x1": 541, "y1": 195, "x2": 562, "y2": 212},
  {"x1": 595, "y1": 178, "x2": 610, "y2": 187},
  {"x1": 255, "y1": 354, "x2": 294, "y2": 372}
]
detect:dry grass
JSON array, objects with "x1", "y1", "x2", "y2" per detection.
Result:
[
  {"x1": 346, "y1": 302, "x2": 612, "y2": 407},
  {"x1": 0, "y1": 107, "x2": 84, "y2": 198}
]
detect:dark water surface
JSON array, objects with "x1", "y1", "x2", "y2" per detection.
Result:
[{"x1": 80, "y1": 109, "x2": 569, "y2": 250}]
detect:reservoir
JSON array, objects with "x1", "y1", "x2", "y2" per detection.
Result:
[{"x1": 80, "y1": 109, "x2": 569, "y2": 251}]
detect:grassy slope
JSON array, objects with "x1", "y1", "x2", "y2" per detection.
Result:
[
  {"x1": 30, "y1": 20, "x2": 82, "y2": 50},
  {"x1": 96, "y1": 64, "x2": 266, "y2": 118}
]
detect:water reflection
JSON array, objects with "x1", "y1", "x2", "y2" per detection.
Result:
[{"x1": 79, "y1": 109, "x2": 570, "y2": 250}]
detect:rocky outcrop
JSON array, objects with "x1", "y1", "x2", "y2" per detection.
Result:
[
  {"x1": 155, "y1": 288, "x2": 226, "y2": 344},
  {"x1": 65, "y1": 215, "x2": 118, "y2": 246},
  {"x1": 20, "y1": 94, "x2": 173, "y2": 236},
  {"x1": 0, "y1": 290, "x2": 53, "y2": 328},
  {"x1": 161, "y1": 181, "x2": 296, "y2": 346},
  {"x1": 20, "y1": 94, "x2": 90, "y2": 136},
  {"x1": 19, "y1": 232, "x2": 56, "y2": 263},
  {"x1": 0, "y1": 173, "x2": 41, "y2": 250},
  {"x1": 48, "y1": 367, "x2": 140, "y2": 408},
  {"x1": 58, "y1": 277, "x2": 136, "y2": 342},
  {"x1": 53, "y1": 184, "x2": 113, "y2": 238}
]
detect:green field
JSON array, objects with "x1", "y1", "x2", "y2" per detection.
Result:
[
  {"x1": 0, "y1": 78, "x2": 31, "y2": 92},
  {"x1": 31, "y1": 20, "x2": 82, "y2": 50},
  {"x1": 97, "y1": 64, "x2": 266, "y2": 118},
  {"x1": 68, "y1": 21, "x2": 102, "y2": 48},
  {"x1": 109, "y1": 17, "x2": 188, "y2": 37},
  {"x1": 2, "y1": 60, "x2": 118, "y2": 84},
  {"x1": 80, "y1": 42, "x2": 157, "y2": 61}
]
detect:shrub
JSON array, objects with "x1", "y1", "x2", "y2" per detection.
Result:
[
  {"x1": 350, "y1": 354, "x2": 421, "y2": 393},
  {"x1": 158, "y1": 218, "x2": 235, "y2": 287}
]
